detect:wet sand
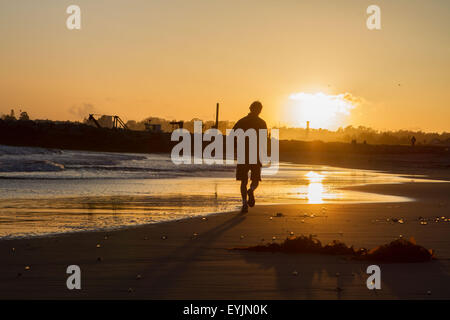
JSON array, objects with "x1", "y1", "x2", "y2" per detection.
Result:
[{"x1": 0, "y1": 182, "x2": 449, "y2": 299}]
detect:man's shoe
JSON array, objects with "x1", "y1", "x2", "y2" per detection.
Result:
[
  {"x1": 240, "y1": 204, "x2": 248, "y2": 214},
  {"x1": 247, "y1": 189, "x2": 255, "y2": 207}
]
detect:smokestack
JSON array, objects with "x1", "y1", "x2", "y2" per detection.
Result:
[{"x1": 214, "y1": 103, "x2": 219, "y2": 129}]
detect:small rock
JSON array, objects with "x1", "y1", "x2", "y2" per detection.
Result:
[
  {"x1": 240, "y1": 235, "x2": 244, "y2": 239},
  {"x1": 128, "y1": 288, "x2": 134, "y2": 293},
  {"x1": 161, "y1": 235, "x2": 167, "y2": 240},
  {"x1": 96, "y1": 244, "x2": 101, "y2": 248},
  {"x1": 292, "y1": 271, "x2": 299, "y2": 276},
  {"x1": 335, "y1": 272, "x2": 340, "y2": 277},
  {"x1": 24, "y1": 266, "x2": 31, "y2": 271},
  {"x1": 272, "y1": 236, "x2": 276, "y2": 241},
  {"x1": 136, "y1": 274, "x2": 142, "y2": 280},
  {"x1": 289, "y1": 231, "x2": 294, "y2": 236},
  {"x1": 427, "y1": 290, "x2": 431, "y2": 295}
]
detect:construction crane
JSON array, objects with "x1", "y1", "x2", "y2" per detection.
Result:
[{"x1": 88, "y1": 114, "x2": 128, "y2": 130}]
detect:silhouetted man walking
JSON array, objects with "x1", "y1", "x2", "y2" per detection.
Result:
[{"x1": 232, "y1": 101, "x2": 267, "y2": 213}]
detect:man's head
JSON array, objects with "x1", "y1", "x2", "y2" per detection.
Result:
[{"x1": 249, "y1": 101, "x2": 263, "y2": 115}]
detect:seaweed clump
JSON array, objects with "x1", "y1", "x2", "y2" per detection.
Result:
[{"x1": 233, "y1": 235, "x2": 435, "y2": 263}]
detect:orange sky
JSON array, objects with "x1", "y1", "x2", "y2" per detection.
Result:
[{"x1": 1, "y1": 0, "x2": 449, "y2": 132}]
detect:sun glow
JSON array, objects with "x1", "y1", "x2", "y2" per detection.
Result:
[
  {"x1": 285, "y1": 92, "x2": 358, "y2": 130},
  {"x1": 305, "y1": 171, "x2": 324, "y2": 204}
]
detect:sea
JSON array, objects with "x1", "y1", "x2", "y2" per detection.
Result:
[{"x1": 0, "y1": 144, "x2": 437, "y2": 239}]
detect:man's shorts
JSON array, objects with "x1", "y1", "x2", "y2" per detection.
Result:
[{"x1": 236, "y1": 164, "x2": 262, "y2": 181}]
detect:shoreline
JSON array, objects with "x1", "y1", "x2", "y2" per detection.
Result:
[
  {"x1": 0, "y1": 162, "x2": 445, "y2": 241},
  {"x1": 1, "y1": 180, "x2": 449, "y2": 299},
  {"x1": 0, "y1": 175, "x2": 438, "y2": 241}
]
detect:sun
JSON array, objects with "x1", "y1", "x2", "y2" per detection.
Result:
[{"x1": 284, "y1": 92, "x2": 358, "y2": 130}]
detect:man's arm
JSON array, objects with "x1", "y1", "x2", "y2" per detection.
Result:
[
  {"x1": 261, "y1": 119, "x2": 268, "y2": 130},
  {"x1": 232, "y1": 119, "x2": 242, "y2": 130}
]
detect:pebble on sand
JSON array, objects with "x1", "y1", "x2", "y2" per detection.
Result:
[
  {"x1": 25, "y1": 266, "x2": 31, "y2": 271},
  {"x1": 292, "y1": 271, "x2": 299, "y2": 276},
  {"x1": 136, "y1": 274, "x2": 142, "y2": 280},
  {"x1": 96, "y1": 244, "x2": 101, "y2": 248},
  {"x1": 161, "y1": 235, "x2": 167, "y2": 240}
]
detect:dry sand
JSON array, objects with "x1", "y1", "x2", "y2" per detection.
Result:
[{"x1": 0, "y1": 182, "x2": 449, "y2": 299}]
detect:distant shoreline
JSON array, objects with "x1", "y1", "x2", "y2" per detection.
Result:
[{"x1": 1, "y1": 118, "x2": 449, "y2": 184}]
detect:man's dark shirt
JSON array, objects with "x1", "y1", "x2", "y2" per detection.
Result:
[{"x1": 232, "y1": 113, "x2": 268, "y2": 165}]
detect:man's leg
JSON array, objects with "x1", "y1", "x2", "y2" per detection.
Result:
[
  {"x1": 240, "y1": 178, "x2": 248, "y2": 213},
  {"x1": 249, "y1": 179, "x2": 259, "y2": 191},
  {"x1": 247, "y1": 166, "x2": 260, "y2": 207},
  {"x1": 247, "y1": 180, "x2": 258, "y2": 207}
]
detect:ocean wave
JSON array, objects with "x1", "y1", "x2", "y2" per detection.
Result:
[
  {"x1": 0, "y1": 160, "x2": 65, "y2": 172},
  {"x1": 0, "y1": 145, "x2": 233, "y2": 177}
]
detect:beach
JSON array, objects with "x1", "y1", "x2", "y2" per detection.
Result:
[
  {"x1": 1, "y1": 181, "x2": 449, "y2": 299},
  {"x1": 2, "y1": 0, "x2": 449, "y2": 305}
]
